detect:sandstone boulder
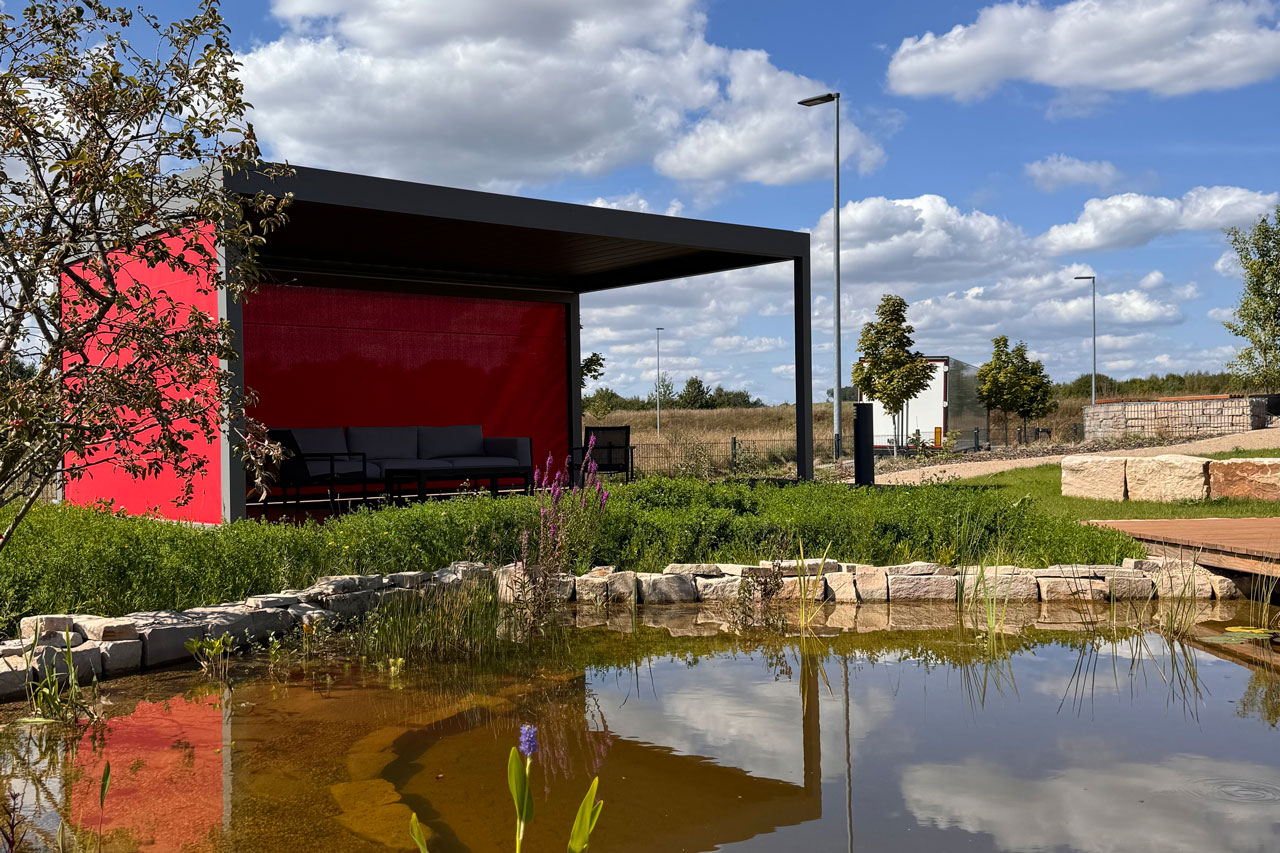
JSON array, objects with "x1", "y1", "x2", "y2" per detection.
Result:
[
  {"x1": 20, "y1": 614, "x2": 75, "y2": 639},
  {"x1": 960, "y1": 572, "x2": 1039, "y2": 603},
  {"x1": 1125, "y1": 455, "x2": 1209, "y2": 502},
  {"x1": 575, "y1": 575, "x2": 609, "y2": 605},
  {"x1": 0, "y1": 657, "x2": 30, "y2": 701},
  {"x1": 96, "y1": 639, "x2": 143, "y2": 675},
  {"x1": 126, "y1": 611, "x2": 205, "y2": 667},
  {"x1": 825, "y1": 573, "x2": 858, "y2": 603},
  {"x1": 1061, "y1": 455, "x2": 1127, "y2": 501},
  {"x1": 1037, "y1": 577, "x2": 1108, "y2": 602},
  {"x1": 776, "y1": 577, "x2": 828, "y2": 601},
  {"x1": 1208, "y1": 458, "x2": 1280, "y2": 501},
  {"x1": 1108, "y1": 576, "x2": 1156, "y2": 600},
  {"x1": 881, "y1": 561, "x2": 943, "y2": 576},
  {"x1": 854, "y1": 568, "x2": 889, "y2": 603},
  {"x1": 695, "y1": 576, "x2": 744, "y2": 601},
  {"x1": 637, "y1": 573, "x2": 698, "y2": 604},
  {"x1": 663, "y1": 563, "x2": 724, "y2": 577},
  {"x1": 887, "y1": 575, "x2": 957, "y2": 601},
  {"x1": 1151, "y1": 567, "x2": 1215, "y2": 599},
  {"x1": 73, "y1": 615, "x2": 138, "y2": 642}
]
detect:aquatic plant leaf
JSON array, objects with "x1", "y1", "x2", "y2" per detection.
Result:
[
  {"x1": 100, "y1": 761, "x2": 110, "y2": 810},
  {"x1": 567, "y1": 776, "x2": 602, "y2": 853},
  {"x1": 409, "y1": 812, "x2": 431, "y2": 852},
  {"x1": 1225, "y1": 626, "x2": 1277, "y2": 634},
  {"x1": 508, "y1": 747, "x2": 533, "y2": 829},
  {"x1": 1200, "y1": 634, "x2": 1267, "y2": 644}
]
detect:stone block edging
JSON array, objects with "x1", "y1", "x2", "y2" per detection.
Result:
[{"x1": 1, "y1": 556, "x2": 1237, "y2": 702}]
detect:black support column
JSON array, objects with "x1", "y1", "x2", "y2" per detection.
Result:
[{"x1": 794, "y1": 255, "x2": 813, "y2": 480}]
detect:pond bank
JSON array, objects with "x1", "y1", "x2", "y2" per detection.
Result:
[{"x1": 0, "y1": 554, "x2": 1259, "y2": 701}]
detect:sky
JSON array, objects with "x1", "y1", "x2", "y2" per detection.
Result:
[{"x1": 217, "y1": 0, "x2": 1280, "y2": 404}]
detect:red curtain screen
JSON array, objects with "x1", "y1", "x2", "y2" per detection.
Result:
[
  {"x1": 62, "y1": 226, "x2": 224, "y2": 524},
  {"x1": 243, "y1": 282, "x2": 570, "y2": 473}
]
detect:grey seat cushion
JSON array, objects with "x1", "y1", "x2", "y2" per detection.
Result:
[
  {"x1": 371, "y1": 458, "x2": 454, "y2": 475},
  {"x1": 443, "y1": 456, "x2": 522, "y2": 469},
  {"x1": 348, "y1": 427, "x2": 418, "y2": 461},
  {"x1": 418, "y1": 425, "x2": 485, "y2": 459},
  {"x1": 290, "y1": 427, "x2": 355, "y2": 477}
]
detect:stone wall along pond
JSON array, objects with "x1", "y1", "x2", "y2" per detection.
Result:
[{"x1": 0, "y1": 556, "x2": 1245, "y2": 702}]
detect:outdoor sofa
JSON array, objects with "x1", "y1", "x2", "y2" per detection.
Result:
[{"x1": 268, "y1": 425, "x2": 533, "y2": 512}]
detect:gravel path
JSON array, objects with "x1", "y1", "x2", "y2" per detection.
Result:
[{"x1": 872, "y1": 427, "x2": 1280, "y2": 486}]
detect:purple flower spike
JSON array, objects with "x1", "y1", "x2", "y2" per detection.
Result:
[{"x1": 518, "y1": 724, "x2": 539, "y2": 758}]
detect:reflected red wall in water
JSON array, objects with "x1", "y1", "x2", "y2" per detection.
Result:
[
  {"x1": 62, "y1": 226, "x2": 224, "y2": 523},
  {"x1": 72, "y1": 694, "x2": 224, "y2": 851},
  {"x1": 243, "y1": 282, "x2": 570, "y2": 470}
]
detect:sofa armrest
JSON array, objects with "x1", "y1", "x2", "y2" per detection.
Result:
[{"x1": 483, "y1": 437, "x2": 532, "y2": 468}]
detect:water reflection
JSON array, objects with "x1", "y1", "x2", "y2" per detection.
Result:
[{"x1": 0, "y1": 602, "x2": 1276, "y2": 852}]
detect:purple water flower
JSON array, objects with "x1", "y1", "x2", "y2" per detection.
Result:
[{"x1": 518, "y1": 724, "x2": 539, "y2": 758}]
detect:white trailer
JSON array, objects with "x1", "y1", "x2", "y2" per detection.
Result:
[{"x1": 855, "y1": 357, "x2": 985, "y2": 450}]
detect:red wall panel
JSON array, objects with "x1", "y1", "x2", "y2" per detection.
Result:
[
  {"x1": 63, "y1": 228, "x2": 224, "y2": 524},
  {"x1": 243, "y1": 283, "x2": 569, "y2": 477}
]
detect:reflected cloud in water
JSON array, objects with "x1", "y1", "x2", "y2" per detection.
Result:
[{"x1": 902, "y1": 754, "x2": 1280, "y2": 853}]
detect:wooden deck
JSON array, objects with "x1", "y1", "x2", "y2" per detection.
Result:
[{"x1": 1095, "y1": 517, "x2": 1280, "y2": 578}]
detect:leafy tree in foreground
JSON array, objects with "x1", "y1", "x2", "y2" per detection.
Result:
[
  {"x1": 1223, "y1": 205, "x2": 1280, "y2": 393},
  {"x1": 850, "y1": 294, "x2": 935, "y2": 455},
  {"x1": 0, "y1": 0, "x2": 291, "y2": 550},
  {"x1": 977, "y1": 336, "x2": 1015, "y2": 443},
  {"x1": 580, "y1": 352, "x2": 606, "y2": 388}
]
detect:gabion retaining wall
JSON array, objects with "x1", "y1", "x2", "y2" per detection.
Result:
[{"x1": 1083, "y1": 397, "x2": 1270, "y2": 440}]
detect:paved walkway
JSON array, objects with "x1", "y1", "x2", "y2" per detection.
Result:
[{"x1": 873, "y1": 427, "x2": 1280, "y2": 486}]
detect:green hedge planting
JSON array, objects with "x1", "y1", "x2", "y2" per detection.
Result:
[{"x1": 0, "y1": 480, "x2": 1143, "y2": 634}]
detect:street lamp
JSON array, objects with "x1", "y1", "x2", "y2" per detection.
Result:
[
  {"x1": 1074, "y1": 275, "x2": 1097, "y2": 404},
  {"x1": 799, "y1": 91, "x2": 842, "y2": 460},
  {"x1": 655, "y1": 327, "x2": 665, "y2": 436}
]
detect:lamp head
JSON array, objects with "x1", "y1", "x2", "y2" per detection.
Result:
[
  {"x1": 798, "y1": 92, "x2": 839, "y2": 106},
  {"x1": 1073, "y1": 275, "x2": 1095, "y2": 281}
]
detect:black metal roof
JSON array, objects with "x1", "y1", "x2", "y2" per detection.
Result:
[{"x1": 226, "y1": 165, "x2": 808, "y2": 293}]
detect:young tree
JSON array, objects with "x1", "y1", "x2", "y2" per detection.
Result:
[
  {"x1": 677, "y1": 375, "x2": 710, "y2": 409},
  {"x1": 1006, "y1": 341, "x2": 1056, "y2": 438},
  {"x1": 850, "y1": 294, "x2": 935, "y2": 455},
  {"x1": 976, "y1": 336, "x2": 1014, "y2": 443},
  {"x1": 1223, "y1": 205, "x2": 1280, "y2": 393},
  {"x1": 580, "y1": 352, "x2": 606, "y2": 388},
  {"x1": 0, "y1": 1, "x2": 291, "y2": 549},
  {"x1": 646, "y1": 372, "x2": 675, "y2": 408}
]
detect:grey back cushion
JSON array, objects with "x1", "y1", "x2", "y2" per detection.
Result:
[
  {"x1": 418, "y1": 425, "x2": 485, "y2": 459},
  {"x1": 347, "y1": 426, "x2": 418, "y2": 460},
  {"x1": 291, "y1": 427, "x2": 348, "y2": 456}
]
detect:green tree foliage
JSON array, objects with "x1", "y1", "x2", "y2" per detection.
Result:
[
  {"x1": 0, "y1": 0, "x2": 291, "y2": 552},
  {"x1": 1223, "y1": 205, "x2": 1280, "y2": 393},
  {"x1": 1052, "y1": 371, "x2": 1240, "y2": 399},
  {"x1": 583, "y1": 377, "x2": 762, "y2": 414},
  {"x1": 677, "y1": 376, "x2": 711, "y2": 409},
  {"x1": 851, "y1": 295, "x2": 935, "y2": 452},
  {"x1": 580, "y1": 352, "x2": 605, "y2": 388},
  {"x1": 646, "y1": 372, "x2": 676, "y2": 408},
  {"x1": 977, "y1": 336, "x2": 1055, "y2": 441}
]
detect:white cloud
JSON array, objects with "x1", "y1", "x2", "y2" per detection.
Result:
[
  {"x1": 888, "y1": 0, "x2": 1280, "y2": 104},
  {"x1": 1215, "y1": 249, "x2": 1244, "y2": 277},
  {"x1": 770, "y1": 363, "x2": 796, "y2": 378},
  {"x1": 243, "y1": 0, "x2": 884, "y2": 190},
  {"x1": 588, "y1": 192, "x2": 684, "y2": 217},
  {"x1": 1038, "y1": 186, "x2": 1278, "y2": 254},
  {"x1": 1025, "y1": 154, "x2": 1120, "y2": 192},
  {"x1": 710, "y1": 335, "x2": 787, "y2": 354},
  {"x1": 1208, "y1": 306, "x2": 1234, "y2": 321}
]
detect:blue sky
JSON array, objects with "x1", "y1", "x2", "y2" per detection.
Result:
[{"x1": 220, "y1": 0, "x2": 1280, "y2": 403}]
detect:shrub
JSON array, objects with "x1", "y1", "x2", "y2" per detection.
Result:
[{"x1": 0, "y1": 480, "x2": 1143, "y2": 634}]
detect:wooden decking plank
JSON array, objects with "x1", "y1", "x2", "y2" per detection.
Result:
[{"x1": 1093, "y1": 517, "x2": 1280, "y2": 577}]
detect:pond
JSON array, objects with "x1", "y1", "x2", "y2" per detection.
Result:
[{"x1": 2, "y1": 601, "x2": 1278, "y2": 852}]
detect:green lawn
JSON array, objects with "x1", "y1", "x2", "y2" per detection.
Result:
[
  {"x1": 954, "y1": 463, "x2": 1280, "y2": 521},
  {"x1": 1198, "y1": 447, "x2": 1280, "y2": 460}
]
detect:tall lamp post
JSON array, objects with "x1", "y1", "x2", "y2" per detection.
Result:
[
  {"x1": 655, "y1": 327, "x2": 664, "y2": 436},
  {"x1": 1074, "y1": 275, "x2": 1097, "y2": 404},
  {"x1": 799, "y1": 91, "x2": 842, "y2": 460}
]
